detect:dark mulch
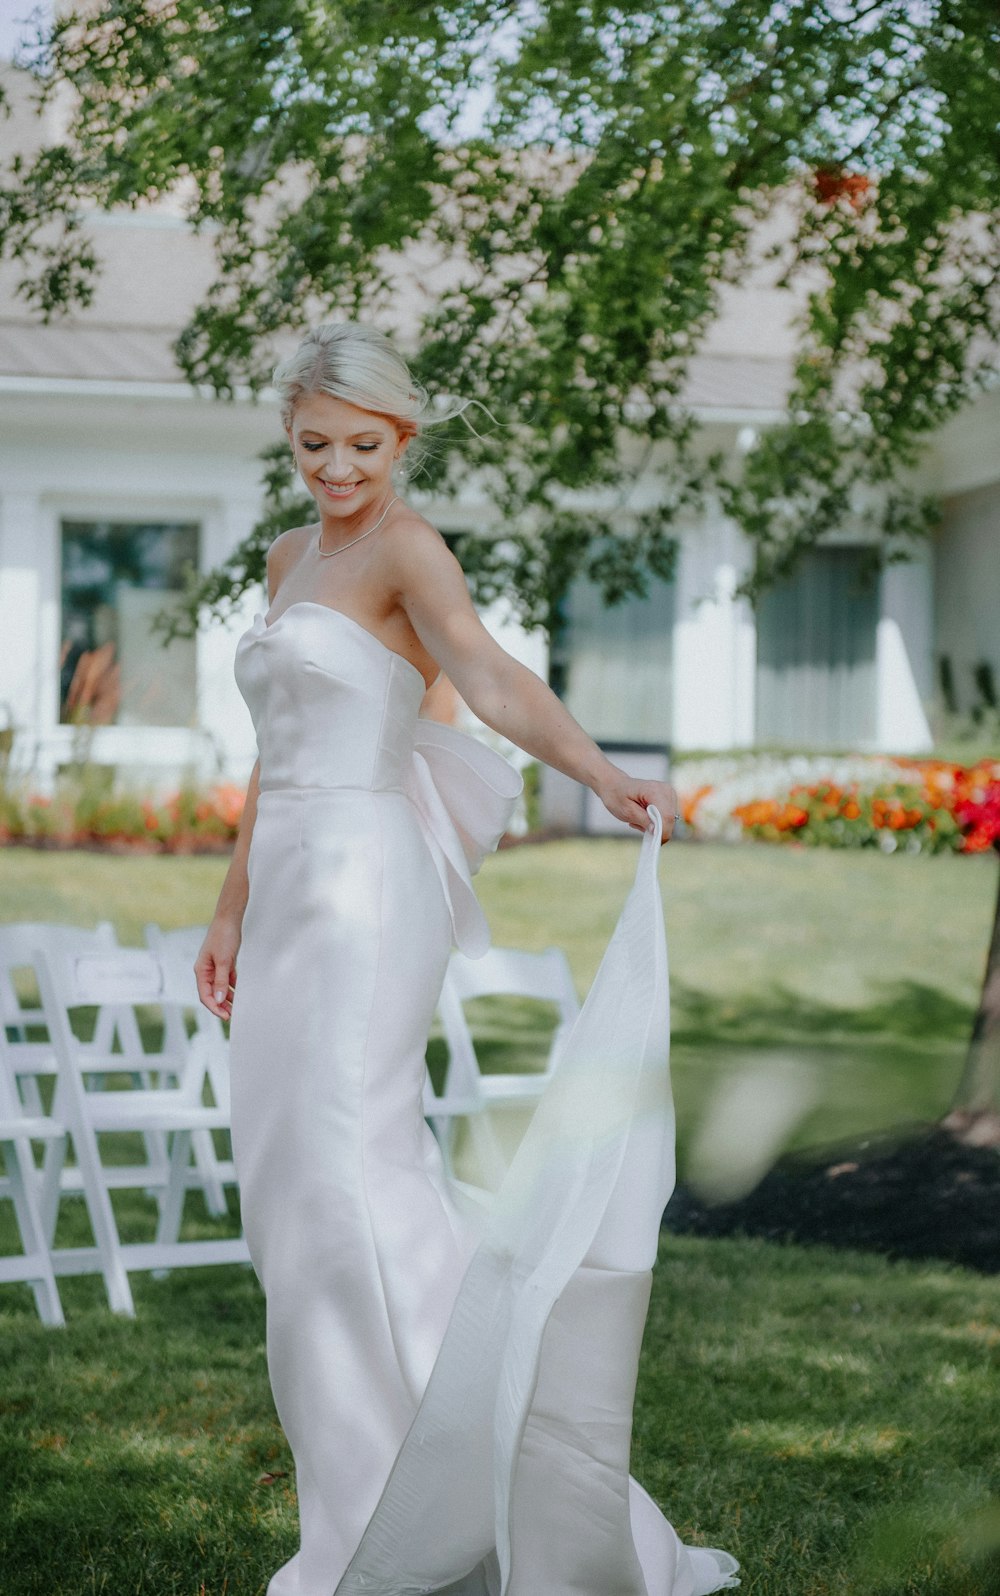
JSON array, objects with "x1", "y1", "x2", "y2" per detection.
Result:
[{"x1": 663, "y1": 1125, "x2": 1000, "y2": 1274}]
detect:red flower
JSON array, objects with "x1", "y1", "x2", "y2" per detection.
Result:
[
  {"x1": 956, "y1": 781, "x2": 1000, "y2": 852},
  {"x1": 813, "y1": 167, "x2": 870, "y2": 208}
]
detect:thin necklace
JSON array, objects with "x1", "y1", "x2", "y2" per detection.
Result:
[{"x1": 317, "y1": 494, "x2": 399, "y2": 558}]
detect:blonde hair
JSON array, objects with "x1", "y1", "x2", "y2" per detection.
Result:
[{"x1": 271, "y1": 321, "x2": 478, "y2": 437}]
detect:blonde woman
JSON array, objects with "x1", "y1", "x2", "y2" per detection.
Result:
[{"x1": 196, "y1": 322, "x2": 738, "y2": 1596}]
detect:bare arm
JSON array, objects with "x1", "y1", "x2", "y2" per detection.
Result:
[
  {"x1": 195, "y1": 536, "x2": 293, "y2": 1014},
  {"x1": 194, "y1": 759, "x2": 259, "y2": 1018},
  {"x1": 391, "y1": 524, "x2": 678, "y2": 836}
]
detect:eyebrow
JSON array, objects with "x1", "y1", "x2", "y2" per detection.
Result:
[{"x1": 300, "y1": 429, "x2": 384, "y2": 440}]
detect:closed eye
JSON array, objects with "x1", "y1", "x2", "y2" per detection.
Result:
[{"x1": 302, "y1": 441, "x2": 381, "y2": 452}]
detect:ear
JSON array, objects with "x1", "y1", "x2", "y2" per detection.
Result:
[{"x1": 394, "y1": 423, "x2": 417, "y2": 460}]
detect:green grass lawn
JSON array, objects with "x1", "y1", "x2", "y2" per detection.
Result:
[
  {"x1": 2, "y1": 840, "x2": 998, "y2": 1594},
  {"x1": 1, "y1": 1240, "x2": 998, "y2": 1596}
]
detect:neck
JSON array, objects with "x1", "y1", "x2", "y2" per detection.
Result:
[{"x1": 317, "y1": 488, "x2": 397, "y2": 549}]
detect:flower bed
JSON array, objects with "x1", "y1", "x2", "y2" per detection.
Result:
[
  {"x1": 675, "y1": 754, "x2": 1000, "y2": 855},
  {"x1": 0, "y1": 780, "x2": 246, "y2": 853}
]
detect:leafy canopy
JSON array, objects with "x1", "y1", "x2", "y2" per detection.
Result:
[{"x1": 2, "y1": 0, "x2": 998, "y2": 634}]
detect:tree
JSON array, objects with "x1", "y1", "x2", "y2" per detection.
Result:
[
  {"x1": 944, "y1": 793, "x2": 1000, "y2": 1143},
  {"x1": 3, "y1": 0, "x2": 1000, "y2": 1132},
  {"x1": 1, "y1": 0, "x2": 998, "y2": 633}
]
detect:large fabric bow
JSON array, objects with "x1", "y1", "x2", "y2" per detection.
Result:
[{"x1": 404, "y1": 719, "x2": 524, "y2": 957}]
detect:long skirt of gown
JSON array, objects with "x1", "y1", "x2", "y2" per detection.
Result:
[
  {"x1": 229, "y1": 604, "x2": 738, "y2": 1596},
  {"x1": 231, "y1": 787, "x2": 464, "y2": 1590}
]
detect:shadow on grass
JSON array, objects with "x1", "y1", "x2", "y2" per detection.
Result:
[{"x1": 670, "y1": 978, "x2": 974, "y2": 1047}]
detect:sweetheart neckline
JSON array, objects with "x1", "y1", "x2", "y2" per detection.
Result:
[{"x1": 256, "y1": 601, "x2": 433, "y2": 690}]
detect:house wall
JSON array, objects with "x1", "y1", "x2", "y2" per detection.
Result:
[
  {"x1": 934, "y1": 480, "x2": 1000, "y2": 720},
  {"x1": 0, "y1": 384, "x2": 273, "y2": 787},
  {"x1": 671, "y1": 514, "x2": 756, "y2": 751},
  {"x1": 551, "y1": 512, "x2": 937, "y2": 768}
]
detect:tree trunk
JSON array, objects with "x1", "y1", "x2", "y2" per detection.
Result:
[{"x1": 943, "y1": 844, "x2": 1000, "y2": 1147}]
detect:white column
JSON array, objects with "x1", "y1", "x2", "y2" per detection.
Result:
[
  {"x1": 0, "y1": 492, "x2": 44, "y2": 731},
  {"x1": 196, "y1": 497, "x2": 264, "y2": 782},
  {"x1": 0, "y1": 492, "x2": 62, "y2": 782},
  {"x1": 672, "y1": 521, "x2": 755, "y2": 751},
  {"x1": 876, "y1": 550, "x2": 934, "y2": 752}
]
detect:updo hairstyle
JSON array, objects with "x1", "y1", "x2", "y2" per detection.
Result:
[{"x1": 271, "y1": 322, "x2": 478, "y2": 446}]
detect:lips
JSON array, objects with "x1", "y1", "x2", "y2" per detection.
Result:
[{"x1": 318, "y1": 480, "x2": 361, "y2": 498}]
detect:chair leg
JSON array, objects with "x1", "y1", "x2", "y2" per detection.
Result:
[
  {"x1": 156, "y1": 1129, "x2": 193, "y2": 1247},
  {"x1": 190, "y1": 1126, "x2": 228, "y2": 1216},
  {"x1": 427, "y1": 1114, "x2": 455, "y2": 1179},
  {"x1": 466, "y1": 1111, "x2": 509, "y2": 1191},
  {"x1": 39, "y1": 1136, "x2": 68, "y2": 1245},
  {"x1": 2, "y1": 1138, "x2": 65, "y2": 1328},
  {"x1": 51, "y1": 1090, "x2": 135, "y2": 1317}
]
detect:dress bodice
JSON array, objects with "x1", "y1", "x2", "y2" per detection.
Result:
[
  {"x1": 236, "y1": 602, "x2": 428, "y2": 794},
  {"x1": 235, "y1": 601, "x2": 523, "y2": 955}
]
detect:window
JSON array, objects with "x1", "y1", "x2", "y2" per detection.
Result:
[
  {"x1": 60, "y1": 521, "x2": 199, "y2": 727},
  {"x1": 554, "y1": 576, "x2": 674, "y2": 744},
  {"x1": 755, "y1": 546, "x2": 877, "y2": 748}
]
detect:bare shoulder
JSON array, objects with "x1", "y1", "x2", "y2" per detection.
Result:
[
  {"x1": 381, "y1": 504, "x2": 463, "y2": 590},
  {"x1": 266, "y1": 523, "x2": 315, "y2": 591}
]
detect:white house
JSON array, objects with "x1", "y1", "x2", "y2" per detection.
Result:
[{"x1": 1, "y1": 60, "x2": 997, "y2": 803}]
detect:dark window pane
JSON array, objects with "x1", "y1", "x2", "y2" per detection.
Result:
[
  {"x1": 60, "y1": 522, "x2": 199, "y2": 727},
  {"x1": 755, "y1": 546, "x2": 878, "y2": 747}
]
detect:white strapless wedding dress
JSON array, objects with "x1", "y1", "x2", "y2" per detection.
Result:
[{"x1": 229, "y1": 601, "x2": 739, "y2": 1596}]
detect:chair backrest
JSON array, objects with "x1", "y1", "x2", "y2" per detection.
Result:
[
  {"x1": 0, "y1": 921, "x2": 130, "y2": 1090},
  {"x1": 0, "y1": 921, "x2": 119, "y2": 1030},
  {"x1": 34, "y1": 938, "x2": 216, "y2": 1104},
  {"x1": 144, "y1": 924, "x2": 206, "y2": 968},
  {"x1": 436, "y1": 945, "x2": 581, "y2": 1097},
  {"x1": 444, "y1": 946, "x2": 580, "y2": 1013}
]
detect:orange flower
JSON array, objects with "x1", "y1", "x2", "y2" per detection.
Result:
[
  {"x1": 734, "y1": 799, "x2": 782, "y2": 828},
  {"x1": 776, "y1": 805, "x2": 809, "y2": 830},
  {"x1": 682, "y1": 784, "x2": 713, "y2": 826},
  {"x1": 842, "y1": 799, "x2": 861, "y2": 820}
]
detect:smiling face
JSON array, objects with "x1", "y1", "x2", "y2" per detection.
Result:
[{"x1": 286, "y1": 392, "x2": 410, "y2": 527}]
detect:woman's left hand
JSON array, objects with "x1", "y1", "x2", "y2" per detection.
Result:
[{"x1": 595, "y1": 772, "x2": 680, "y2": 842}]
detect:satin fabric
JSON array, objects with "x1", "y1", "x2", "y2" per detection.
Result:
[{"x1": 229, "y1": 601, "x2": 738, "y2": 1596}]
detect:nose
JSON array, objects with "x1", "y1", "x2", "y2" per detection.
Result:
[{"x1": 320, "y1": 446, "x2": 356, "y2": 480}]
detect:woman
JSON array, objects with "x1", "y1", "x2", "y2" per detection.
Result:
[{"x1": 196, "y1": 322, "x2": 738, "y2": 1596}]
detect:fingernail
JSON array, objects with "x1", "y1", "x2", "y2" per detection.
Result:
[{"x1": 214, "y1": 990, "x2": 225, "y2": 1002}]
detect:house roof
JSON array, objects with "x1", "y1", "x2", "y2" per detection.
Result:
[
  {"x1": 0, "y1": 312, "x2": 792, "y2": 415},
  {"x1": 0, "y1": 61, "x2": 796, "y2": 415}
]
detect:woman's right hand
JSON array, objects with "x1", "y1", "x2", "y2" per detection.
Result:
[{"x1": 195, "y1": 915, "x2": 242, "y2": 1019}]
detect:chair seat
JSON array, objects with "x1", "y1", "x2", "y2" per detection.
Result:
[
  {"x1": 477, "y1": 1075, "x2": 549, "y2": 1099},
  {"x1": 0, "y1": 1116, "x2": 66, "y2": 1141},
  {"x1": 85, "y1": 1100, "x2": 231, "y2": 1132}
]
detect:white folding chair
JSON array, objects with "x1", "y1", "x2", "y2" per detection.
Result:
[
  {"x1": 0, "y1": 923, "x2": 233, "y2": 1227},
  {"x1": 34, "y1": 946, "x2": 248, "y2": 1315},
  {"x1": 0, "y1": 922, "x2": 174, "y2": 1202},
  {"x1": 428, "y1": 945, "x2": 581, "y2": 1187},
  {"x1": 0, "y1": 1049, "x2": 67, "y2": 1326}
]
